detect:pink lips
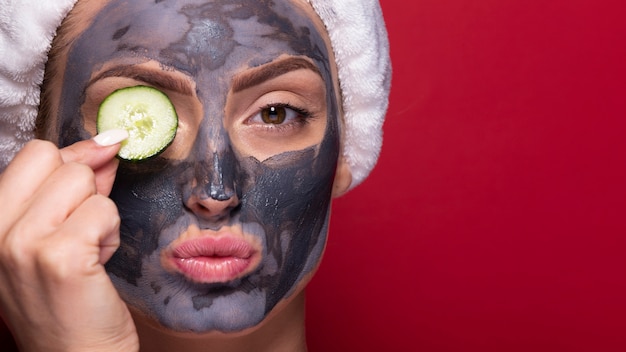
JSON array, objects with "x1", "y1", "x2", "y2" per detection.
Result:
[{"x1": 164, "y1": 235, "x2": 260, "y2": 284}]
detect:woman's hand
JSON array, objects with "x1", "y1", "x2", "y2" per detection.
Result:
[{"x1": 0, "y1": 132, "x2": 139, "y2": 352}]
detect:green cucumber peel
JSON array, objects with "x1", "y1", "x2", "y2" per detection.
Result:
[{"x1": 97, "y1": 85, "x2": 178, "y2": 161}]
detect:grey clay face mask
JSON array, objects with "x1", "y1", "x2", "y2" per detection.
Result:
[{"x1": 53, "y1": 0, "x2": 341, "y2": 333}]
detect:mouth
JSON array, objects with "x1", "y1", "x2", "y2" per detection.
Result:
[{"x1": 163, "y1": 234, "x2": 261, "y2": 284}]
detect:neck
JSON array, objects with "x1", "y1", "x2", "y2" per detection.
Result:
[{"x1": 132, "y1": 291, "x2": 308, "y2": 352}]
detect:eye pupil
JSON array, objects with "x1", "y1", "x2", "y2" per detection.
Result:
[{"x1": 261, "y1": 106, "x2": 287, "y2": 124}]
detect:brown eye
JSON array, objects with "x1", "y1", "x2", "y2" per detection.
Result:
[
  {"x1": 247, "y1": 103, "x2": 312, "y2": 129},
  {"x1": 261, "y1": 106, "x2": 287, "y2": 124}
]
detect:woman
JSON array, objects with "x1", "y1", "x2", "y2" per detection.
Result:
[{"x1": 0, "y1": 0, "x2": 390, "y2": 350}]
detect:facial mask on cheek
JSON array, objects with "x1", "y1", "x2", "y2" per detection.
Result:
[{"x1": 239, "y1": 140, "x2": 339, "y2": 311}]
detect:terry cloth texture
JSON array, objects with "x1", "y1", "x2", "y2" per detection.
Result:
[
  {"x1": 0, "y1": 0, "x2": 391, "y2": 189},
  {"x1": 0, "y1": 0, "x2": 79, "y2": 170}
]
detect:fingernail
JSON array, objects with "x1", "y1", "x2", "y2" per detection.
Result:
[{"x1": 93, "y1": 129, "x2": 129, "y2": 146}]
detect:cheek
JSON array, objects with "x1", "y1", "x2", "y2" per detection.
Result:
[
  {"x1": 105, "y1": 161, "x2": 190, "y2": 282},
  {"x1": 240, "y1": 137, "x2": 339, "y2": 303}
]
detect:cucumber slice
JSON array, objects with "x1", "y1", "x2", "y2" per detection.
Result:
[{"x1": 97, "y1": 86, "x2": 178, "y2": 161}]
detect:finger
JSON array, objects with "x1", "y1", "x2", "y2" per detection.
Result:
[
  {"x1": 60, "y1": 129, "x2": 128, "y2": 168},
  {"x1": 16, "y1": 162, "x2": 97, "y2": 243},
  {"x1": 93, "y1": 156, "x2": 119, "y2": 197},
  {"x1": 0, "y1": 140, "x2": 64, "y2": 236},
  {"x1": 71, "y1": 195, "x2": 121, "y2": 265},
  {"x1": 44, "y1": 194, "x2": 121, "y2": 276},
  {"x1": 60, "y1": 129, "x2": 128, "y2": 196}
]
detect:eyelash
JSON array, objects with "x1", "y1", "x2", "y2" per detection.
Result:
[{"x1": 247, "y1": 103, "x2": 315, "y2": 131}]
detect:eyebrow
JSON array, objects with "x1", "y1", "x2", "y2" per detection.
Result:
[
  {"x1": 88, "y1": 66, "x2": 194, "y2": 95},
  {"x1": 231, "y1": 57, "x2": 322, "y2": 93}
]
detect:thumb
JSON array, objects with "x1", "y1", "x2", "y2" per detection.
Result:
[{"x1": 60, "y1": 129, "x2": 128, "y2": 196}]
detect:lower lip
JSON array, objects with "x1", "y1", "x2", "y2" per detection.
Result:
[{"x1": 166, "y1": 237, "x2": 259, "y2": 284}]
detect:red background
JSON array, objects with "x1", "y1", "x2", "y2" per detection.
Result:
[
  {"x1": 307, "y1": 0, "x2": 626, "y2": 351},
  {"x1": 3, "y1": 0, "x2": 626, "y2": 351}
]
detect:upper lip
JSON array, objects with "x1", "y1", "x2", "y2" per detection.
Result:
[{"x1": 170, "y1": 235, "x2": 255, "y2": 259}]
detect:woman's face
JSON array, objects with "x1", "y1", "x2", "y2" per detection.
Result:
[{"x1": 44, "y1": 0, "x2": 349, "y2": 333}]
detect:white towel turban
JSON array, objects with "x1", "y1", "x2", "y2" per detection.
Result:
[{"x1": 0, "y1": 0, "x2": 391, "y2": 189}]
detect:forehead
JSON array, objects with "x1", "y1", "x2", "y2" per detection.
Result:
[{"x1": 64, "y1": 0, "x2": 330, "y2": 72}]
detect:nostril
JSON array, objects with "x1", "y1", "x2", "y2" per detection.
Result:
[{"x1": 186, "y1": 192, "x2": 240, "y2": 221}]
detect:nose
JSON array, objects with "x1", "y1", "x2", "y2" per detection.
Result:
[
  {"x1": 185, "y1": 190, "x2": 239, "y2": 221},
  {"x1": 185, "y1": 151, "x2": 240, "y2": 222}
]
